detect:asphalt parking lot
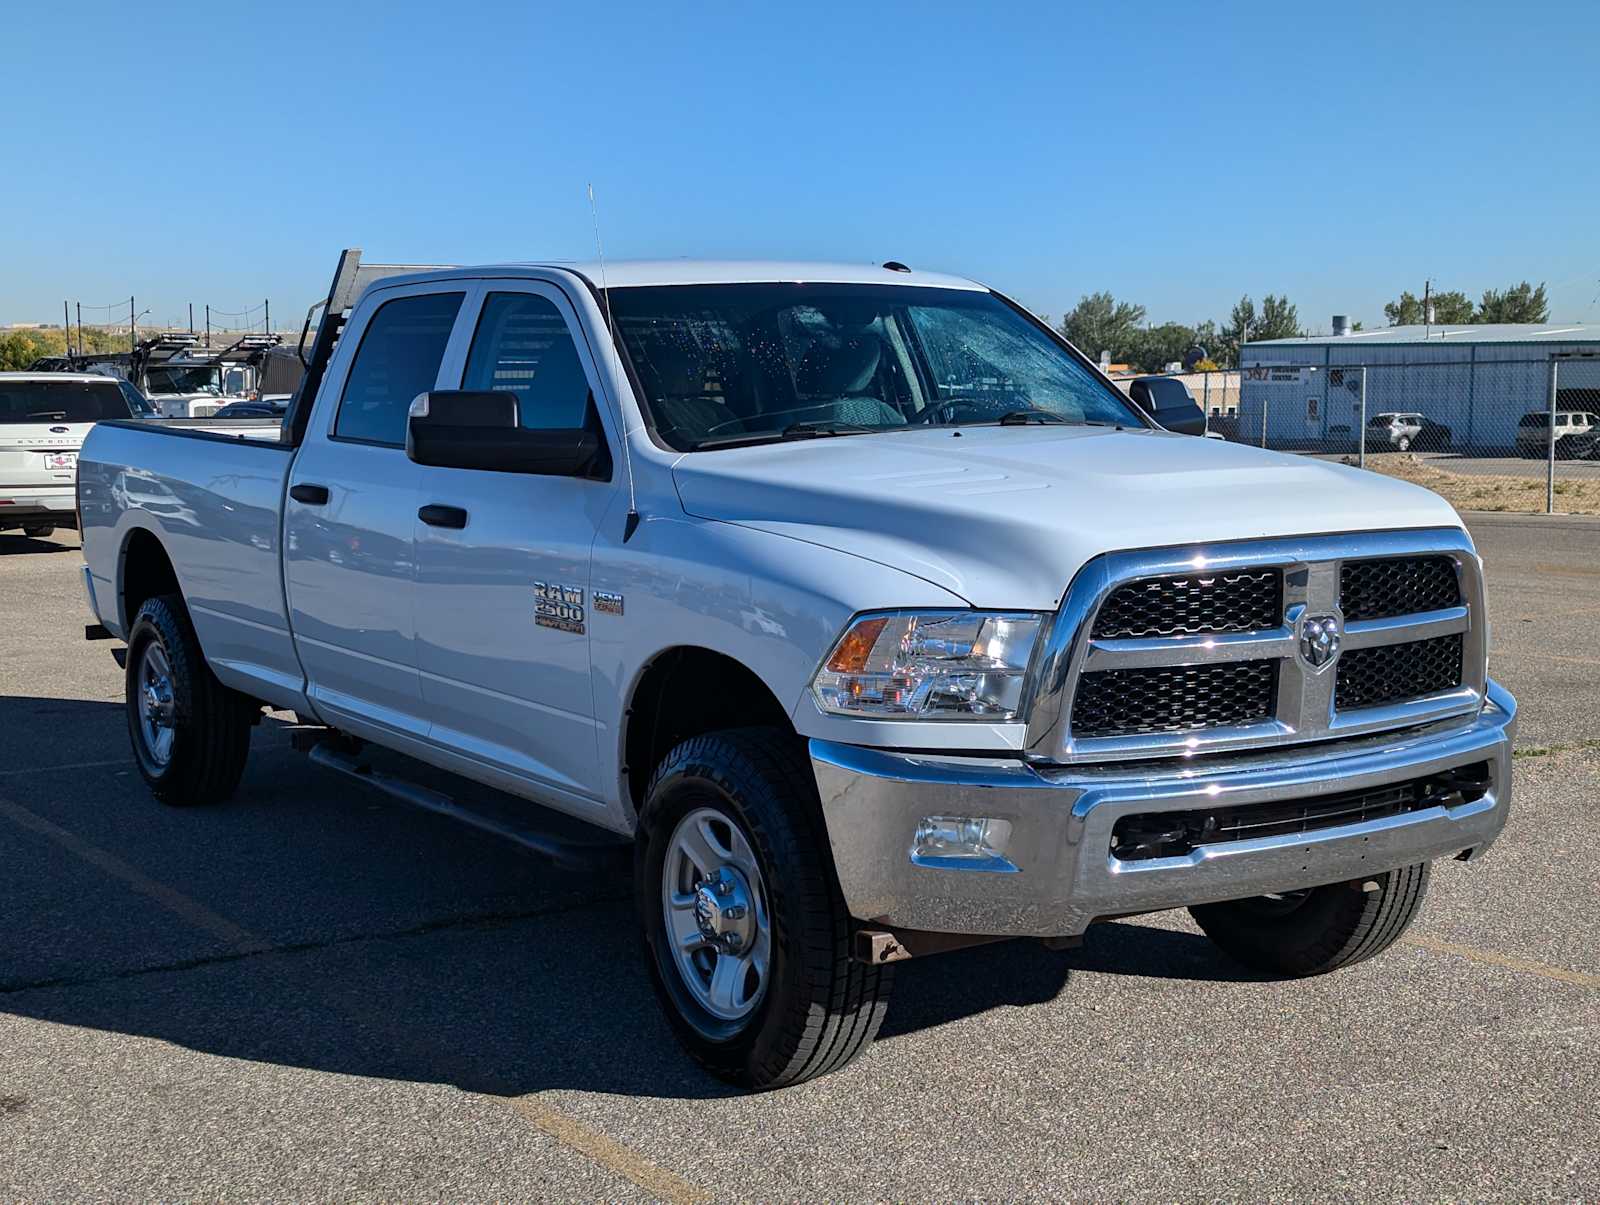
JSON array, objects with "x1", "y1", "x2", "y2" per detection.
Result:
[{"x1": 3, "y1": 516, "x2": 1598, "y2": 1200}]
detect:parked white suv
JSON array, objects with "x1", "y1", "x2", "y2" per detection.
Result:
[
  {"x1": 1515, "y1": 410, "x2": 1599, "y2": 457},
  {"x1": 77, "y1": 253, "x2": 1516, "y2": 1089},
  {"x1": 0, "y1": 373, "x2": 147, "y2": 539}
]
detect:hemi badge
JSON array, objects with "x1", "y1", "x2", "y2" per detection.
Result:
[{"x1": 594, "y1": 591, "x2": 624, "y2": 616}]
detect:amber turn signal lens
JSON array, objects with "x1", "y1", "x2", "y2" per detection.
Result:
[{"x1": 826, "y1": 616, "x2": 889, "y2": 673}]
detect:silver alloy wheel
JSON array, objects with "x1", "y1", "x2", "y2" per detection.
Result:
[
  {"x1": 662, "y1": 806, "x2": 772, "y2": 1023},
  {"x1": 136, "y1": 641, "x2": 177, "y2": 768}
]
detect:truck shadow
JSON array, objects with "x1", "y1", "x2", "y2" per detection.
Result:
[
  {"x1": 0, "y1": 696, "x2": 1254, "y2": 1102},
  {"x1": 0, "y1": 533, "x2": 79, "y2": 556}
]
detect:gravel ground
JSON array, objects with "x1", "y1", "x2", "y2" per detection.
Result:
[{"x1": 1, "y1": 517, "x2": 1596, "y2": 1201}]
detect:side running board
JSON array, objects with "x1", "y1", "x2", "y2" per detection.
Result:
[{"x1": 304, "y1": 739, "x2": 629, "y2": 875}]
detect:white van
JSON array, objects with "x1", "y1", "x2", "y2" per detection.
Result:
[{"x1": 0, "y1": 373, "x2": 149, "y2": 538}]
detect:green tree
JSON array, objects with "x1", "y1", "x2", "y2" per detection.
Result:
[
  {"x1": 1058, "y1": 291, "x2": 1146, "y2": 361},
  {"x1": 1220, "y1": 296, "x2": 1256, "y2": 366},
  {"x1": 1477, "y1": 281, "x2": 1549, "y2": 323},
  {"x1": 1257, "y1": 294, "x2": 1301, "y2": 340},
  {"x1": 1383, "y1": 289, "x2": 1474, "y2": 325},
  {"x1": 1124, "y1": 322, "x2": 1200, "y2": 373}
]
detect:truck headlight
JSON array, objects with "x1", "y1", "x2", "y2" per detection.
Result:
[{"x1": 812, "y1": 611, "x2": 1044, "y2": 719}]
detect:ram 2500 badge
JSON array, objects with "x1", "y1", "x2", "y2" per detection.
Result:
[{"x1": 77, "y1": 250, "x2": 1516, "y2": 1089}]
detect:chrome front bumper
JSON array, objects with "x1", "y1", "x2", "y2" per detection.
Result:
[{"x1": 811, "y1": 681, "x2": 1516, "y2": 938}]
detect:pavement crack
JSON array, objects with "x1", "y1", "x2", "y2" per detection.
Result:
[{"x1": 0, "y1": 891, "x2": 629, "y2": 997}]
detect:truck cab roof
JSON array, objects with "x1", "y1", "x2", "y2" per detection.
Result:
[{"x1": 363, "y1": 259, "x2": 988, "y2": 293}]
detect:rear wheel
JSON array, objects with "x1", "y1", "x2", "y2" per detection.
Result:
[
  {"x1": 636, "y1": 728, "x2": 892, "y2": 1090},
  {"x1": 125, "y1": 594, "x2": 255, "y2": 805},
  {"x1": 1189, "y1": 862, "x2": 1430, "y2": 976},
  {"x1": 1396, "y1": 435, "x2": 1412, "y2": 452},
  {"x1": 21, "y1": 525, "x2": 55, "y2": 538}
]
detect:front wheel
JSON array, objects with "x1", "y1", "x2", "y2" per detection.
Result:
[
  {"x1": 22, "y1": 524, "x2": 55, "y2": 538},
  {"x1": 636, "y1": 728, "x2": 892, "y2": 1090},
  {"x1": 1396, "y1": 435, "x2": 1412, "y2": 452},
  {"x1": 1189, "y1": 862, "x2": 1430, "y2": 976},
  {"x1": 125, "y1": 594, "x2": 255, "y2": 805}
]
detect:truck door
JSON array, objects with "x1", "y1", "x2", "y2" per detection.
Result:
[
  {"x1": 412, "y1": 282, "x2": 616, "y2": 805},
  {"x1": 283, "y1": 284, "x2": 467, "y2": 740}
]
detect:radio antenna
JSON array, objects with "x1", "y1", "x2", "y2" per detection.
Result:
[{"x1": 589, "y1": 183, "x2": 640, "y2": 541}]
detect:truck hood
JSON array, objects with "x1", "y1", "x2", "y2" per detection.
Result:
[{"x1": 671, "y1": 425, "x2": 1465, "y2": 608}]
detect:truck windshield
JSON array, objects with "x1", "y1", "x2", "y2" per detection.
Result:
[
  {"x1": 145, "y1": 366, "x2": 223, "y2": 395},
  {"x1": 0, "y1": 379, "x2": 133, "y2": 423},
  {"x1": 605, "y1": 283, "x2": 1144, "y2": 450}
]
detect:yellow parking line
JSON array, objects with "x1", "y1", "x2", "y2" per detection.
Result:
[
  {"x1": 1405, "y1": 932, "x2": 1600, "y2": 990},
  {"x1": 0, "y1": 797, "x2": 264, "y2": 954},
  {"x1": 505, "y1": 1094, "x2": 708, "y2": 1204},
  {"x1": 0, "y1": 758, "x2": 132, "y2": 778}
]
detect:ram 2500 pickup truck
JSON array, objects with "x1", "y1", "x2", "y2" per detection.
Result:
[{"x1": 78, "y1": 251, "x2": 1517, "y2": 1090}]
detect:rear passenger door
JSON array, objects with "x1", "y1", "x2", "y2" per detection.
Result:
[
  {"x1": 412, "y1": 282, "x2": 618, "y2": 806},
  {"x1": 284, "y1": 284, "x2": 467, "y2": 740}
]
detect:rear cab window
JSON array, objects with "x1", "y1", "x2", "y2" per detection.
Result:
[{"x1": 332, "y1": 291, "x2": 465, "y2": 445}]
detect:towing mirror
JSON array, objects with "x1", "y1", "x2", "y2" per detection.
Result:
[
  {"x1": 1127, "y1": 377, "x2": 1208, "y2": 437},
  {"x1": 406, "y1": 391, "x2": 605, "y2": 477}
]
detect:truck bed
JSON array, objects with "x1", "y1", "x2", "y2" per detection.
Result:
[{"x1": 78, "y1": 418, "x2": 309, "y2": 712}]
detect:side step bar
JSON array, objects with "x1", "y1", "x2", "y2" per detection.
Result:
[{"x1": 305, "y1": 740, "x2": 629, "y2": 875}]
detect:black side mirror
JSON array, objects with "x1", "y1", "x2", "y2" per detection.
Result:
[
  {"x1": 406, "y1": 390, "x2": 604, "y2": 476},
  {"x1": 1128, "y1": 377, "x2": 1208, "y2": 437}
]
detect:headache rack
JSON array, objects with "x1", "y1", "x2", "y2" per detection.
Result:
[{"x1": 281, "y1": 248, "x2": 457, "y2": 446}]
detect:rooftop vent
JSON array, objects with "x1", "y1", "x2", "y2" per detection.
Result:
[{"x1": 1331, "y1": 315, "x2": 1352, "y2": 337}]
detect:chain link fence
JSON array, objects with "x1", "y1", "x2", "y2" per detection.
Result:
[{"x1": 1183, "y1": 347, "x2": 1600, "y2": 515}]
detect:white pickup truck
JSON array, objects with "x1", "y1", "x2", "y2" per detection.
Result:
[{"x1": 77, "y1": 251, "x2": 1517, "y2": 1090}]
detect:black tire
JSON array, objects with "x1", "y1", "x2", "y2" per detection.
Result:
[
  {"x1": 1396, "y1": 435, "x2": 1412, "y2": 452},
  {"x1": 125, "y1": 594, "x2": 254, "y2": 805},
  {"x1": 1189, "y1": 862, "x2": 1430, "y2": 977},
  {"x1": 636, "y1": 728, "x2": 892, "y2": 1090},
  {"x1": 22, "y1": 524, "x2": 55, "y2": 538}
]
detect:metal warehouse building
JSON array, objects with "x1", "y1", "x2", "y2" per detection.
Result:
[{"x1": 1238, "y1": 323, "x2": 1600, "y2": 451}]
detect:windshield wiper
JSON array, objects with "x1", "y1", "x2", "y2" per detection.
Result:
[
  {"x1": 685, "y1": 421, "x2": 883, "y2": 452},
  {"x1": 996, "y1": 409, "x2": 1070, "y2": 425},
  {"x1": 24, "y1": 411, "x2": 68, "y2": 420},
  {"x1": 780, "y1": 421, "x2": 876, "y2": 439}
]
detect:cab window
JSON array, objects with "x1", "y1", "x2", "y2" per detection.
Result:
[
  {"x1": 462, "y1": 293, "x2": 592, "y2": 430},
  {"x1": 333, "y1": 291, "x2": 464, "y2": 446}
]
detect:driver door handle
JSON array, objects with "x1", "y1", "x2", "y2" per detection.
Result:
[
  {"x1": 289, "y1": 483, "x2": 329, "y2": 505},
  {"x1": 419, "y1": 504, "x2": 468, "y2": 529}
]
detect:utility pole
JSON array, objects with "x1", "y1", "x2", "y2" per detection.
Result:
[
  {"x1": 76, "y1": 302, "x2": 82, "y2": 357},
  {"x1": 63, "y1": 301, "x2": 70, "y2": 357},
  {"x1": 264, "y1": 299, "x2": 270, "y2": 334},
  {"x1": 205, "y1": 305, "x2": 211, "y2": 348},
  {"x1": 189, "y1": 303, "x2": 194, "y2": 335},
  {"x1": 130, "y1": 297, "x2": 136, "y2": 351},
  {"x1": 1423, "y1": 279, "x2": 1433, "y2": 333}
]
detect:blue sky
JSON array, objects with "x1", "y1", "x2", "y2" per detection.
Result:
[{"x1": 5, "y1": 0, "x2": 1597, "y2": 333}]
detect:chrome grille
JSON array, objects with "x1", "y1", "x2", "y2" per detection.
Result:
[
  {"x1": 1092, "y1": 569, "x2": 1281, "y2": 639},
  {"x1": 1026, "y1": 530, "x2": 1487, "y2": 763},
  {"x1": 1071, "y1": 661, "x2": 1277, "y2": 737}
]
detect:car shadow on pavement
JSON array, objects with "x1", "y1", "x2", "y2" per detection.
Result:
[
  {"x1": 0, "y1": 533, "x2": 78, "y2": 556},
  {"x1": 1, "y1": 697, "x2": 1254, "y2": 1101}
]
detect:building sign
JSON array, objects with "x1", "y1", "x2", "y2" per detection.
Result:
[{"x1": 1244, "y1": 366, "x2": 1309, "y2": 383}]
